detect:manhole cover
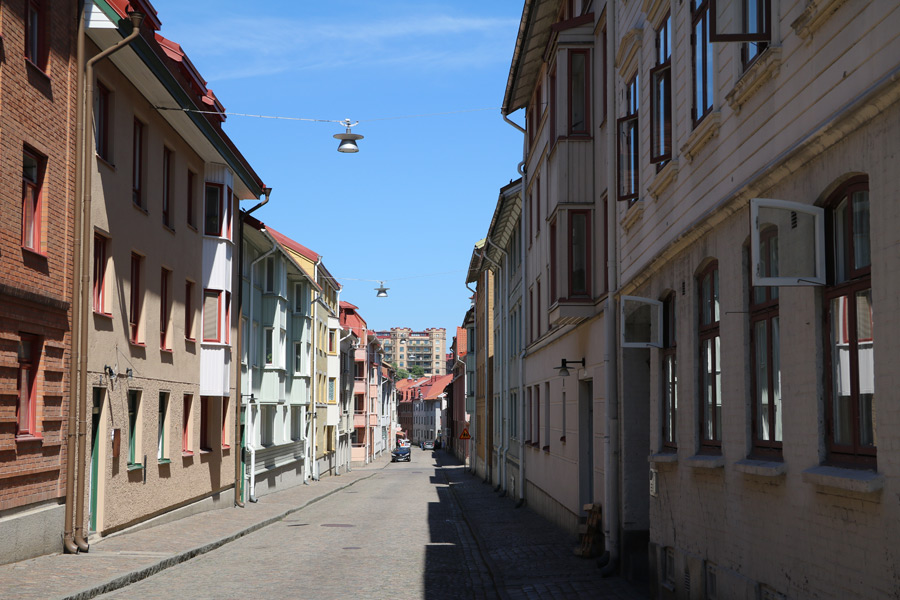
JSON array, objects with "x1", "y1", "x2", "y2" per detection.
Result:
[{"x1": 322, "y1": 523, "x2": 355, "y2": 528}]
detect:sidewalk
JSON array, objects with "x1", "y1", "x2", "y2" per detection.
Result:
[{"x1": 1, "y1": 456, "x2": 390, "y2": 600}]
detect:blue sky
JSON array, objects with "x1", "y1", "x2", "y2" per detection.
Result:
[{"x1": 150, "y1": 0, "x2": 526, "y2": 350}]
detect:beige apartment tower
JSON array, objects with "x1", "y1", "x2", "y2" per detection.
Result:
[{"x1": 376, "y1": 328, "x2": 446, "y2": 376}]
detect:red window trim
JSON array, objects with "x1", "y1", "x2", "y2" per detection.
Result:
[
  {"x1": 22, "y1": 149, "x2": 44, "y2": 254},
  {"x1": 17, "y1": 333, "x2": 40, "y2": 437},
  {"x1": 186, "y1": 171, "x2": 196, "y2": 229},
  {"x1": 199, "y1": 396, "x2": 211, "y2": 452},
  {"x1": 162, "y1": 147, "x2": 173, "y2": 228},
  {"x1": 160, "y1": 268, "x2": 170, "y2": 350},
  {"x1": 203, "y1": 289, "x2": 222, "y2": 343},
  {"x1": 185, "y1": 280, "x2": 195, "y2": 340},
  {"x1": 221, "y1": 396, "x2": 230, "y2": 449},
  {"x1": 129, "y1": 253, "x2": 142, "y2": 343},
  {"x1": 204, "y1": 182, "x2": 224, "y2": 237},
  {"x1": 25, "y1": 0, "x2": 47, "y2": 71},
  {"x1": 567, "y1": 49, "x2": 591, "y2": 136},
  {"x1": 567, "y1": 209, "x2": 592, "y2": 298},
  {"x1": 132, "y1": 119, "x2": 144, "y2": 208},
  {"x1": 96, "y1": 82, "x2": 112, "y2": 161},
  {"x1": 182, "y1": 394, "x2": 192, "y2": 454},
  {"x1": 93, "y1": 234, "x2": 108, "y2": 314}
]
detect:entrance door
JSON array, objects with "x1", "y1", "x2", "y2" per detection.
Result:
[
  {"x1": 89, "y1": 388, "x2": 103, "y2": 532},
  {"x1": 578, "y1": 380, "x2": 593, "y2": 511}
]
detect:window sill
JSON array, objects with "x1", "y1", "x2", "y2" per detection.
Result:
[
  {"x1": 157, "y1": 458, "x2": 172, "y2": 465},
  {"x1": 542, "y1": 445, "x2": 550, "y2": 453},
  {"x1": 96, "y1": 155, "x2": 115, "y2": 171},
  {"x1": 199, "y1": 449, "x2": 212, "y2": 455},
  {"x1": 801, "y1": 465, "x2": 884, "y2": 494},
  {"x1": 127, "y1": 463, "x2": 144, "y2": 471},
  {"x1": 15, "y1": 434, "x2": 44, "y2": 444},
  {"x1": 129, "y1": 340, "x2": 146, "y2": 348},
  {"x1": 202, "y1": 341, "x2": 230, "y2": 348},
  {"x1": 25, "y1": 58, "x2": 51, "y2": 81},
  {"x1": 163, "y1": 223, "x2": 176, "y2": 235},
  {"x1": 21, "y1": 245, "x2": 48, "y2": 259},
  {"x1": 559, "y1": 436, "x2": 566, "y2": 444},
  {"x1": 647, "y1": 159, "x2": 678, "y2": 200},
  {"x1": 160, "y1": 347, "x2": 173, "y2": 354},
  {"x1": 620, "y1": 198, "x2": 645, "y2": 231},
  {"x1": 185, "y1": 337, "x2": 196, "y2": 343},
  {"x1": 187, "y1": 223, "x2": 198, "y2": 233},
  {"x1": 680, "y1": 111, "x2": 720, "y2": 164},
  {"x1": 725, "y1": 46, "x2": 782, "y2": 114},
  {"x1": 685, "y1": 454, "x2": 724, "y2": 469},
  {"x1": 735, "y1": 458, "x2": 785, "y2": 477},
  {"x1": 93, "y1": 310, "x2": 113, "y2": 320},
  {"x1": 649, "y1": 451, "x2": 677, "y2": 465},
  {"x1": 133, "y1": 202, "x2": 148, "y2": 216},
  {"x1": 182, "y1": 451, "x2": 194, "y2": 457},
  {"x1": 791, "y1": 0, "x2": 848, "y2": 41}
]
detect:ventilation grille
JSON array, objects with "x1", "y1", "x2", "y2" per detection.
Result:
[{"x1": 684, "y1": 569, "x2": 691, "y2": 595}]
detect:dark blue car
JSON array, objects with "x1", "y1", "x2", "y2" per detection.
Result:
[{"x1": 391, "y1": 446, "x2": 411, "y2": 462}]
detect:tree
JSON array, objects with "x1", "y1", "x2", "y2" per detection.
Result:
[
  {"x1": 395, "y1": 368, "x2": 410, "y2": 380},
  {"x1": 410, "y1": 365, "x2": 425, "y2": 378}
]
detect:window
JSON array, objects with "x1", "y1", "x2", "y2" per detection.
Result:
[
  {"x1": 290, "y1": 405, "x2": 302, "y2": 440},
  {"x1": 534, "y1": 385, "x2": 541, "y2": 446},
  {"x1": 535, "y1": 177, "x2": 541, "y2": 235},
  {"x1": 750, "y1": 229, "x2": 781, "y2": 457},
  {"x1": 95, "y1": 82, "x2": 112, "y2": 161},
  {"x1": 199, "y1": 397, "x2": 211, "y2": 452},
  {"x1": 127, "y1": 390, "x2": 142, "y2": 467},
  {"x1": 22, "y1": 149, "x2": 44, "y2": 253},
  {"x1": 265, "y1": 256, "x2": 275, "y2": 292},
  {"x1": 328, "y1": 330, "x2": 336, "y2": 354},
  {"x1": 185, "y1": 281, "x2": 195, "y2": 340},
  {"x1": 17, "y1": 334, "x2": 40, "y2": 437},
  {"x1": 204, "y1": 183, "x2": 223, "y2": 236},
  {"x1": 568, "y1": 50, "x2": 590, "y2": 135},
  {"x1": 162, "y1": 148, "x2": 173, "y2": 228},
  {"x1": 182, "y1": 394, "x2": 193, "y2": 455},
  {"x1": 294, "y1": 342, "x2": 304, "y2": 373},
  {"x1": 824, "y1": 177, "x2": 874, "y2": 466},
  {"x1": 25, "y1": 0, "x2": 46, "y2": 70},
  {"x1": 550, "y1": 219, "x2": 558, "y2": 304},
  {"x1": 568, "y1": 211, "x2": 591, "y2": 297},
  {"x1": 294, "y1": 282, "x2": 307, "y2": 312},
  {"x1": 661, "y1": 294, "x2": 677, "y2": 450},
  {"x1": 260, "y1": 405, "x2": 275, "y2": 446},
  {"x1": 187, "y1": 171, "x2": 197, "y2": 229},
  {"x1": 651, "y1": 14, "x2": 672, "y2": 166},
  {"x1": 203, "y1": 289, "x2": 222, "y2": 342},
  {"x1": 329, "y1": 378, "x2": 336, "y2": 403},
  {"x1": 93, "y1": 234, "x2": 109, "y2": 314},
  {"x1": 543, "y1": 382, "x2": 550, "y2": 450},
  {"x1": 549, "y1": 66, "x2": 557, "y2": 143},
  {"x1": 265, "y1": 327, "x2": 274, "y2": 365},
  {"x1": 158, "y1": 392, "x2": 169, "y2": 461},
  {"x1": 692, "y1": 0, "x2": 714, "y2": 125},
  {"x1": 132, "y1": 119, "x2": 144, "y2": 208},
  {"x1": 160, "y1": 268, "x2": 171, "y2": 350},
  {"x1": 698, "y1": 262, "x2": 721, "y2": 452},
  {"x1": 225, "y1": 292, "x2": 232, "y2": 345},
  {"x1": 708, "y1": 0, "x2": 771, "y2": 69},
  {"x1": 618, "y1": 75, "x2": 639, "y2": 202},
  {"x1": 129, "y1": 253, "x2": 143, "y2": 344},
  {"x1": 221, "y1": 397, "x2": 230, "y2": 448}
]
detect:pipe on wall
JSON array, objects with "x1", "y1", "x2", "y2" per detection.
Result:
[{"x1": 69, "y1": 8, "x2": 144, "y2": 553}]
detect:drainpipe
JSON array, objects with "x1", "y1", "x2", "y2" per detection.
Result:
[
  {"x1": 247, "y1": 242, "x2": 277, "y2": 503},
  {"x1": 516, "y1": 161, "x2": 527, "y2": 507},
  {"x1": 311, "y1": 259, "x2": 322, "y2": 479},
  {"x1": 600, "y1": 2, "x2": 620, "y2": 576},
  {"x1": 64, "y1": 0, "x2": 86, "y2": 556},
  {"x1": 70, "y1": 8, "x2": 144, "y2": 553},
  {"x1": 337, "y1": 328, "x2": 354, "y2": 474}
]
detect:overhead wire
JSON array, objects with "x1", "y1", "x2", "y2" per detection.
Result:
[{"x1": 153, "y1": 105, "x2": 502, "y2": 124}]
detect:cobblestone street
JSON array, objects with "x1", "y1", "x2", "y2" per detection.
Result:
[{"x1": 2, "y1": 449, "x2": 648, "y2": 600}]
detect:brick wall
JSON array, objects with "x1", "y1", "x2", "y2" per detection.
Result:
[{"x1": 0, "y1": 0, "x2": 77, "y2": 513}]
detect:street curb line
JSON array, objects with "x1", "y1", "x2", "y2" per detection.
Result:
[{"x1": 59, "y1": 472, "x2": 378, "y2": 600}]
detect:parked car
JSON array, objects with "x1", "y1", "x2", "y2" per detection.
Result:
[
  {"x1": 391, "y1": 447, "x2": 411, "y2": 462},
  {"x1": 398, "y1": 439, "x2": 410, "y2": 448},
  {"x1": 423, "y1": 440, "x2": 434, "y2": 450}
]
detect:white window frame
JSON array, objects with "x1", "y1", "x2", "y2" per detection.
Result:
[
  {"x1": 621, "y1": 296, "x2": 663, "y2": 348},
  {"x1": 750, "y1": 198, "x2": 825, "y2": 287}
]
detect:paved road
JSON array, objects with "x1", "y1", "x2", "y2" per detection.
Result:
[{"x1": 93, "y1": 449, "x2": 647, "y2": 600}]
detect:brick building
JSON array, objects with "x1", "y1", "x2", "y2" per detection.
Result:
[{"x1": 0, "y1": 0, "x2": 79, "y2": 565}]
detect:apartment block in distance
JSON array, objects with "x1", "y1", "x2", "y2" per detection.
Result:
[{"x1": 377, "y1": 327, "x2": 447, "y2": 376}]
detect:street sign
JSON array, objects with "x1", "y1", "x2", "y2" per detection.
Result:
[{"x1": 459, "y1": 428, "x2": 471, "y2": 440}]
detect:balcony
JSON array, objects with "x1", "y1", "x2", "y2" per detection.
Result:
[
  {"x1": 548, "y1": 299, "x2": 595, "y2": 326},
  {"x1": 353, "y1": 411, "x2": 367, "y2": 428}
]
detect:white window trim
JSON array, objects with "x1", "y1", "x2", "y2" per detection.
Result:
[{"x1": 750, "y1": 197, "x2": 825, "y2": 286}]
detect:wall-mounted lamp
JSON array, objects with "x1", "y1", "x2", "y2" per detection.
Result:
[
  {"x1": 375, "y1": 282, "x2": 389, "y2": 298},
  {"x1": 104, "y1": 365, "x2": 116, "y2": 379},
  {"x1": 554, "y1": 358, "x2": 585, "y2": 377},
  {"x1": 126, "y1": 368, "x2": 134, "y2": 380},
  {"x1": 334, "y1": 118, "x2": 363, "y2": 153}
]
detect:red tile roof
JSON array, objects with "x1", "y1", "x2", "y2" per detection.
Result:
[{"x1": 266, "y1": 226, "x2": 319, "y2": 262}]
